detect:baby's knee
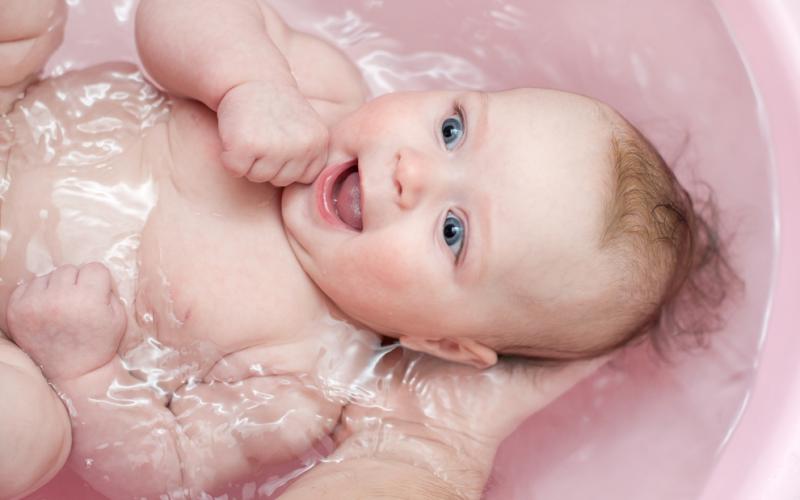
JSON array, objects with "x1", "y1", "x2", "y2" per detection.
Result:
[
  {"x1": 0, "y1": 0, "x2": 66, "y2": 40},
  {"x1": 0, "y1": 0, "x2": 66, "y2": 103},
  {"x1": 0, "y1": 344, "x2": 71, "y2": 498}
]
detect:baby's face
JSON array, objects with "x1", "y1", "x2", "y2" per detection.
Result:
[{"x1": 283, "y1": 88, "x2": 617, "y2": 365}]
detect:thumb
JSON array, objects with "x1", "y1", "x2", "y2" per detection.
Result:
[
  {"x1": 483, "y1": 355, "x2": 611, "y2": 440},
  {"x1": 528, "y1": 355, "x2": 612, "y2": 408}
]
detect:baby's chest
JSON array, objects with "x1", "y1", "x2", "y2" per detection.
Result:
[
  {"x1": 133, "y1": 200, "x2": 379, "y2": 395},
  {"x1": 0, "y1": 63, "x2": 167, "y2": 328},
  {"x1": 134, "y1": 127, "x2": 328, "y2": 368}
]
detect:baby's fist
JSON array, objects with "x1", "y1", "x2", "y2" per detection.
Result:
[
  {"x1": 6, "y1": 263, "x2": 127, "y2": 382},
  {"x1": 217, "y1": 81, "x2": 329, "y2": 186}
]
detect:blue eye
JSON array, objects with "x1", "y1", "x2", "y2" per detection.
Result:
[
  {"x1": 441, "y1": 112, "x2": 464, "y2": 150},
  {"x1": 443, "y1": 211, "x2": 465, "y2": 257}
]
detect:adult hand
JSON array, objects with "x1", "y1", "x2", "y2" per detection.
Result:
[
  {"x1": 334, "y1": 347, "x2": 609, "y2": 494},
  {"x1": 216, "y1": 80, "x2": 329, "y2": 186}
]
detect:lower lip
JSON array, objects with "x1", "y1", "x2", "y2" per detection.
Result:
[{"x1": 315, "y1": 159, "x2": 359, "y2": 230}]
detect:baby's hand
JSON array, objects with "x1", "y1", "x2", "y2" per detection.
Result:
[
  {"x1": 216, "y1": 81, "x2": 329, "y2": 186},
  {"x1": 6, "y1": 263, "x2": 127, "y2": 382}
]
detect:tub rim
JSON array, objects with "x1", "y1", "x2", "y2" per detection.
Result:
[{"x1": 701, "y1": 0, "x2": 800, "y2": 499}]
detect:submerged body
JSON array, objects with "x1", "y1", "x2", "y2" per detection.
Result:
[
  {"x1": 1, "y1": 62, "x2": 356, "y2": 383},
  {"x1": 0, "y1": 0, "x2": 378, "y2": 490},
  {"x1": 0, "y1": 0, "x2": 723, "y2": 498}
]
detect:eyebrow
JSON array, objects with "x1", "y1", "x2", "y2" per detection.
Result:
[
  {"x1": 459, "y1": 93, "x2": 491, "y2": 285},
  {"x1": 471, "y1": 91, "x2": 490, "y2": 150}
]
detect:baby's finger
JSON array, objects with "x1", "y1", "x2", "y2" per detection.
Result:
[
  {"x1": 270, "y1": 158, "x2": 308, "y2": 187},
  {"x1": 10, "y1": 278, "x2": 45, "y2": 309},
  {"x1": 247, "y1": 157, "x2": 284, "y2": 183},
  {"x1": 220, "y1": 149, "x2": 257, "y2": 179},
  {"x1": 7, "y1": 279, "x2": 31, "y2": 305},
  {"x1": 108, "y1": 295, "x2": 128, "y2": 331},
  {"x1": 23, "y1": 274, "x2": 50, "y2": 297},
  {"x1": 76, "y1": 262, "x2": 113, "y2": 299},
  {"x1": 48, "y1": 265, "x2": 79, "y2": 288},
  {"x1": 298, "y1": 149, "x2": 329, "y2": 184}
]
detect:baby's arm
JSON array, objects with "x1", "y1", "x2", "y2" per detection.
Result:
[
  {"x1": 136, "y1": 0, "x2": 290, "y2": 111},
  {"x1": 136, "y1": 0, "x2": 365, "y2": 185}
]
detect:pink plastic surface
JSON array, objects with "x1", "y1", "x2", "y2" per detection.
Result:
[
  {"x1": 700, "y1": 0, "x2": 800, "y2": 499},
  {"x1": 20, "y1": 0, "x2": 795, "y2": 498}
]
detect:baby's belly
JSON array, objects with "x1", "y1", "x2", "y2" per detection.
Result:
[
  {"x1": 0, "y1": 63, "x2": 168, "y2": 331},
  {"x1": 0, "y1": 63, "x2": 378, "y2": 399}
]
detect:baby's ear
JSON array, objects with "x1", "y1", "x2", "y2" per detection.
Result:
[{"x1": 399, "y1": 336, "x2": 498, "y2": 368}]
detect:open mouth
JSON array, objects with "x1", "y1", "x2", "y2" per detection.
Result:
[{"x1": 330, "y1": 163, "x2": 363, "y2": 231}]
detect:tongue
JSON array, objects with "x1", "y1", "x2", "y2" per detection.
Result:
[{"x1": 336, "y1": 170, "x2": 362, "y2": 230}]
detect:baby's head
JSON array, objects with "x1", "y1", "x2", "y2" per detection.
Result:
[{"x1": 282, "y1": 88, "x2": 733, "y2": 367}]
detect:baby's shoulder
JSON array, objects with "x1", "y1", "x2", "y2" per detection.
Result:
[
  {"x1": 283, "y1": 31, "x2": 368, "y2": 126},
  {"x1": 259, "y1": 2, "x2": 368, "y2": 126}
]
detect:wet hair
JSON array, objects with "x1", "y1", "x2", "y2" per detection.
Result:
[
  {"x1": 596, "y1": 121, "x2": 742, "y2": 357},
  {"x1": 493, "y1": 112, "x2": 741, "y2": 365}
]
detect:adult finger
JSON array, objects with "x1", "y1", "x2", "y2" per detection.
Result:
[{"x1": 529, "y1": 355, "x2": 612, "y2": 405}]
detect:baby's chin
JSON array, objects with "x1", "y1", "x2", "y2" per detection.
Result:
[
  {"x1": 280, "y1": 179, "x2": 310, "y2": 221},
  {"x1": 280, "y1": 183, "x2": 314, "y2": 256}
]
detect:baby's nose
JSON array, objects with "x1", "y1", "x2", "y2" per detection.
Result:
[{"x1": 394, "y1": 148, "x2": 437, "y2": 209}]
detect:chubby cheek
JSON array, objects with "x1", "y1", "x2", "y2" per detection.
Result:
[
  {"x1": 281, "y1": 184, "x2": 312, "y2": 241},
  {"x1": 336, "y1": 95, "x2": 416, "y2": 147},
  {"x1": 327, "y1": 237, "x2": 422, "y2": 327}
]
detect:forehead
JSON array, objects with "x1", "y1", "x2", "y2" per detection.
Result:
[{"x1": 470, "y1": 89, "x2": 616, "y2": 300}]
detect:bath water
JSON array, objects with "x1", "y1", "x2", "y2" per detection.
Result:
[{"x1": 16, "y1": 0, "x2": 775, "y2": 498}]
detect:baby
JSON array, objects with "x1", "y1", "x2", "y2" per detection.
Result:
[{"x1": 0, "y1": 0, "x2": 731, "y2": 498}]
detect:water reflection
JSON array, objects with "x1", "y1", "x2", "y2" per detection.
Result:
[{"x1": 19, "y1": 0, "x2": 775, "y2": 498}]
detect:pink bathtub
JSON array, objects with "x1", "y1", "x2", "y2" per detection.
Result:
[
  {"x1": 698, "y1": 1, "x2": 800, "y2": 498},
  {"x1": 23, "y1": 0, "x2": 800, "y2": 498}
]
